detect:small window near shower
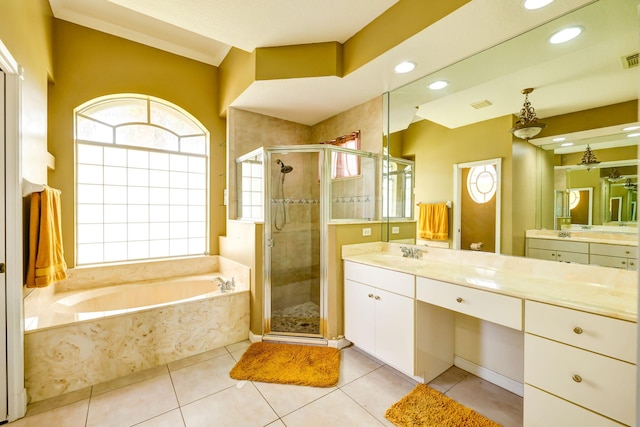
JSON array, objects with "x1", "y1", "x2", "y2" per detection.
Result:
[
  {"x1": 237, "y1": 152, "x2": 264, "y2": 220},
  {"x1": 320, "y1": 131, "x2": 361, "y2": 179}
]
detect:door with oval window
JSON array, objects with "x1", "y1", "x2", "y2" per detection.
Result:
[{"x1": 453, "y1": 158, "x2": 501, "y2": 253}]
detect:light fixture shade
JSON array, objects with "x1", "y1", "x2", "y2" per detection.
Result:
[
  {"x1": 577, "y1": 145, "x2": 600, "y2": 170},
  {"x1": 510, "y1": 88, "x2": 546, "y2": 141}
]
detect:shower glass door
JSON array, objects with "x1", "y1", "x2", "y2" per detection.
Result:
[{"x1": 265, "y1": 148, "x2": 323, "y2": 338}]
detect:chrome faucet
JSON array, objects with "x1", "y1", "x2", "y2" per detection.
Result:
[
  {"x1": 557, "y1": 231, "x2": 571, "y2": 238},
  {"x1": 400, "y1": 246, "x2": 423, "y2": 259},
  {"x1": 213, "y1": 277, "x2": 235, "y2": 292}
]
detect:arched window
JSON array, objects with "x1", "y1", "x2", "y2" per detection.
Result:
[{"x1": 75, "y1": 95, "x2": 209, "y2": 265}]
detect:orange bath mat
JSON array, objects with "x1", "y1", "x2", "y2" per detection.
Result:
[
  {"x1": 385, "y1": 384, "x2": 501, "y2": 427},
  {"x1": 229, "y1": 342, "x2": 340, "y2": 387}
]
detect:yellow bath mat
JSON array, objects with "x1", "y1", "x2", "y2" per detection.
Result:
[
  {"x1": 229, "y1": 342, "x2": 340, "y2": 387},
  {"x1": 385, "y1": 384, "x2": 501, "y2": 427}
]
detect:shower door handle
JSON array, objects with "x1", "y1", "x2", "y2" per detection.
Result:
[{"x1": 267, "y1": 239, "x2": 274, "y2": 247}]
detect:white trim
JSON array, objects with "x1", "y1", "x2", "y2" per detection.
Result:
[
  {"x1": 327, "y1": 337, "x2": 351, "y2": 349},
  {"x1": 248, "y1": 330, "x2": 263, "y2": 343},
  {"x1": 0, "y1": 39, "x2": 27, "y2": 421},
  {"x1": 454, "y1": 355, "x2": 524, "y2": 397},
  {"x1": 453, "y1": 158, "x2": 502, "y2": 254}
]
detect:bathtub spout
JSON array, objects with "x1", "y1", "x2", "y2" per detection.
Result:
[{"x1": 213, "y1": 276, "x2": 235, "y2": 292}]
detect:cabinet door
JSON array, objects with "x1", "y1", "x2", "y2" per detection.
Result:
[
  {"x1": 527, "y1": 248, "x2": 556, "y2": 261},
  {"x1": 555, "y1": 250, "x2": 588, "y2": 264},
  {"x1": 374, "y1": 289, "x2": 414, "y2": 375},
  {"x1": 344, "y1": 279, "x2": 375, "y2": 355},
  {"x1": 590, "y1": 254, "x2": 629, "y2": 269}
]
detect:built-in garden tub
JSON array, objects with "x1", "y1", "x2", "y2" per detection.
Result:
[{"x1": 23, "y1": 256, "x2": 250, "y2": 403}]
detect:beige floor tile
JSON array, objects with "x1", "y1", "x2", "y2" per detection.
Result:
[
  {"x1": 25, "y1": 387, "x2": 91, "y2": 417},
  {"x1": 265, "y1": 420, "x2": 286, "y2": 427},
  {"x1": 133, "y1": 409, "x2": 185, "y2": 427},
  {"x1": 167, "y1": 346, "x2": 229, "y2": 371},
  {"x1": 225, "y1": 339, "x2": 251, "y2": 353},
  {"x1": 170, "y1": 353, "x2": 238, "y2": 405},
  {"x1": 86, "y1": 374, "x2": 178, "y2": 427},
  {"x1": 426, "y1": 365, "x2": 468, "y2": 393},
  {"x1": 337, "y1": 346, "x2": 382, "y2": 387},
  {"x1": 10, "y1": 399, "x2": 89, "y2": 427},
  {"x1": 180, "y1": 382, "x2": 278, "y2": 427},
  {"x1": 281, "y1": 389, "x2": 384, "y2": 427},
  {"x1": 446, "y1": 375, "x2": 523, "y2": 427},
  {"x1": 92, "y1": 365, "x2": 168, "y2": 396},
  {"x1": 230, "y1": 348, "x2": 247, "y2": 362},
  {"x1": 253, "y1": 380, "x2": 336, "y2": 417},
  {"x1": 341, "y1": 365, "x2": 417, "y2": 426}
]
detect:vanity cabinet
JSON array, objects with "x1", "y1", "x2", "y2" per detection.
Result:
[
  {"x1": 589, "y1": 243, "x2": 637, "y2": 270},
  {"x1": 343, "y1": 261, "x2": 415, "y2": 376},
  {"x1": 524, "y1": 301, "x2": 637, "y2": 426},
  {"x1": 526, "y1": 238, "x2": 589, "y2": 264}
]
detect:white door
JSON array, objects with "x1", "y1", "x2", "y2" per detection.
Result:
[{"x1": 0, "y1": 69, "x2": 9, "y2": 421}]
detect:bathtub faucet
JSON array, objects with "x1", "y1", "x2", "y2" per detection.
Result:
[{"x1": 213, "y1": 277, "x2": 235, "y2": 292}]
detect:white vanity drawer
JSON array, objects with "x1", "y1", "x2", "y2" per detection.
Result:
[
  {"x1": 524, "y1": 384, "x2": 626, "y2": 427},
  {"x1": 590, "y1": 254, "x2": 634, "y2": 269},
  {"x1": 524, "y1": 334, "x2": 636, "y2": 426},
  {"x1": 416, "y1": 277, "x2": 522, "y2": 330},
  {"x1": 590, "y1": 243, "x2": 637, "y2": 258},
  {"x1": 344, "y1": 261, "x2": 414, "y2": 298},
  {"x1": 524, "y1": 300, "x2": 637, "y2": 363}
]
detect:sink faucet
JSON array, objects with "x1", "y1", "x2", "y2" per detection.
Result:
[
  {"x1": 557, "y1": 231, "x2": 571, "y2": 238},
  {"x1": 213, "y1": 277, "x2": 235, "y2": 292},
  {"x1": 400, "y1": 246, "x2": 423, "y2": 259}
]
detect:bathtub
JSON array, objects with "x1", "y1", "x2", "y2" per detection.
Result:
[{"x1": 24, "y1": 256, "x2": 250, "y2": 403}]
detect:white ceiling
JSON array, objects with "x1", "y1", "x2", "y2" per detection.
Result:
[{"x1": 47, "y1": 0, "x2": 633, "y2": 131}]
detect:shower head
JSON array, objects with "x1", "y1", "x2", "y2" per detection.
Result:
[{"x1": 276, "y1": 159, "x2": 294, "y2": 174}]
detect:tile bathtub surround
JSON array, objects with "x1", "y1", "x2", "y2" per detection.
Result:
[
  {"x1": 13, "y1": 341, "x2": 523, "y2": 427},
  {"x1": 25, "y1": 290, "x2": 250, "y2": 403}
]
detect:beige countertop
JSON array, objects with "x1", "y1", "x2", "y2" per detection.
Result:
[
  {"x1": 526, "y1": 229, "x2": 638, "y2": 246},
  {"x1": 342, "y1": 242, "x2": 637, "y2": 323}
]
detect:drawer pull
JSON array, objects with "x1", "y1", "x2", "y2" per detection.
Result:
[
  {"x1": 573, "y1": 326, "x2": 583, "y2": 334},
  {"x1": 368, "y1": 293, "x2": 374, "y2": 298},
  {"x1": 572, "y1": 374, "x2": 583, "y2": 383},
  {"x1": 374, "y1": 295, "x2": 381, "y2": 300},
  {"x1": 456, "y1": 297, "x2": 463, "y2": 303}
]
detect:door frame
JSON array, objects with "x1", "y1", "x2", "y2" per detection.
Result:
[
  {"x1": 453, "y1": 158, "x2": 502, "y2": 254},
  {"x1": 0, "y1": 39, "x2": 27, "y2": 421}
]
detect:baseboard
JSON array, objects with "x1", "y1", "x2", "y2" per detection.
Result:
[
  {"x1": 327, "y1": 337, "x2": 351, "y2": 349},
  {"x1": 248, "y1": 331, "x2": 262, "y2": 343},
  {"x1": 454, "y1": 356, "x2": 524, "y2": 397}
]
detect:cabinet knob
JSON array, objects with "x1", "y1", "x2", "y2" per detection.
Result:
[
  {"x1": 572, "y1": 374, "x2": 583, "y2": 383},
  {"x1": 573, "y1": 326, "x2": 583, "y2": 334},
  {"x1": 368, "y1": 293, "x2": 374, "y2": 298},
  {"x1": 557, "y1": 253, "x2": 562, "y2": 257},
  {"x1": 456, "y1": 297, "x2": 463, "y2": 303},
  {"x1": 374, "y1": 295, "x2": 381, "y2": 300}
]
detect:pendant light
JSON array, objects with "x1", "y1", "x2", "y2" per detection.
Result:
[{"x1": 510, "y1": 88, "x2": 546, "y2": 141}]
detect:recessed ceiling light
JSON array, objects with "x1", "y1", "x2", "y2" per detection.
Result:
[
  {"x1": 623, "y1": 125, "x2": 640, "y2": 131},
  {"x1": 552, "y1": 137, "x2": 566, "y2": 142},
  {"x1": 394, "y1": 61, "x2": 416, "y2": 74},
  {"x1": 549, "y1": 26, "x2": 583, "y2": 44},
  {"x1": 523, "y1": 0, "x2": 554, "y2": 10},
  {"x1": 428, "y1": 80, "x2": 448, "y2": 90},
  {"x1": 626, "y1": 132, "x2": 640, "y2": 138},
  {"x1": 560, "y1": 142, "x2": 574, "y2": 147}
]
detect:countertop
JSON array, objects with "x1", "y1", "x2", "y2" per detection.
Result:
[
  {"x1": 526, "y1": 229, "x2": 638, "y2": 246},
  {"x1": 342, "y1": 242, "x2": 637, "y2": 322}
]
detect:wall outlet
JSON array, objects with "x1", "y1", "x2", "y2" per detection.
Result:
[
  {"x1": 362, "y1": 227, "x2": 372, "y2": 236},
  {"x1": 391, "y1": 226, "x2": 400, "y2": 234}
]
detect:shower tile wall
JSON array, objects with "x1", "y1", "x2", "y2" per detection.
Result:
[{"x1": 331, "y1": 156, "x2": 376, "y2": 220}]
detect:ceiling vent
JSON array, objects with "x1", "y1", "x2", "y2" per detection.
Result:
[
  {"x1": 470, "y1": 100, "x2": 493, "y2": 109},
  {"x1": 621, "y1": 53, "x2": 639, "y2": 69}
]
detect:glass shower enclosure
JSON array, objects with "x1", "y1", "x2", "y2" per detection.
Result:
[{"x1": 236, "y1": 145, "x2": 378, "y2": 339}]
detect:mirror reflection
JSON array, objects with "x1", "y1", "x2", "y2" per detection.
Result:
[{"x1": 384, "y1": 0, "x2": 638, "y2": 259}]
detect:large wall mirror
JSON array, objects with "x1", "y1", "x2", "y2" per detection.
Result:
[{"x1": 382, "y1": 0, "x2": 638, "y2": 256}]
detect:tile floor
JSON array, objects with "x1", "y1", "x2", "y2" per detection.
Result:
[{"x1": 11, "y1": 340, "x2": 523, "y2": 427}]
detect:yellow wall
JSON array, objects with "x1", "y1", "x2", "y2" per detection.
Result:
[
  {"x1": 0, "y1": 0, "x2": 53, "y2": 185},
  {"x1": 48, "y1": 20, "x2": 226, "y2": 267},
  {"x1": 399, "y1": 115, "x2": 518, "y2": 254},
  {"x1": 255, "y1": 43, "x2": 343, "y2": 80},
  {"x1": 538, "y1": 101, "x2": 638, "y2": 138}
]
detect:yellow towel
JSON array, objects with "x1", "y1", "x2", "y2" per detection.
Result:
[
  {"x1": 418, "y1": 203, "x2": 449, "y2": 241},
  {"x1": 26, "y1": 186, "x2": 67, "y2": 288}
]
